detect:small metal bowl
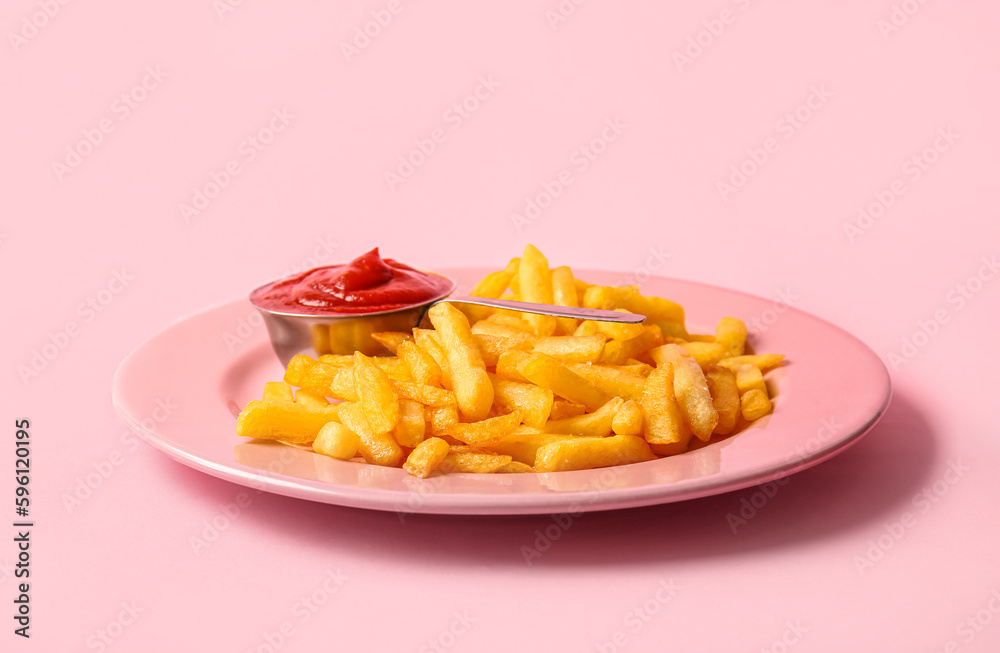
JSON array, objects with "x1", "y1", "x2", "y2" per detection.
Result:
[{"x1": 250, "y1": 273, "x2": 456, "y2": 366}]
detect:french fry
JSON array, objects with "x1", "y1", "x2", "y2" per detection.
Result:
[
  {"x1": 403, "y1": 437, "x2": 451, "y2": 478},
  {"x1": 462, "y1": 270, "x2": 514, "y2": 321},
  {"x1": 428, "y1": 302, "x2": 494, "y2": 421},
  {"x1": 599, "y1": 325, "x2": 663, "y2": 365},
  {"x1": 486, "y1": 313, "x2": 535, "y2": 333},
  {"x1": 413, "y1": 329, "x2": 453, "y2": 389},
  {"x1": 521, "y1": 353, "x2": 613, "y2": 411},
  {"x1": 472, "y1": 318, "x2": 538, "y2": 344},
  {"x1": 485, "y1": 429, "x2": 578, "y2": 466},
  {"x1": 284, "y1": 355, "x2": 340, "y2": 398},
  {"x1": 539, "y1": 397, "x2": 623, "y2": 438},
  {"x1": 439, "y1": 450, "x2": 513, "y2": 474},
  {"x1": 550, "y1": 400, "x2": 587, "y2": 420},
  {"x1": 716, "y1": 317, "x2": 747, "y2": 357},
  {"x1": 611, "y1": 286, "x2": 685, "y2": 327},
  {"x1": 389, "y1": 379, "x2": 456, "y2": 407},
  {"x1": 337, "y1": 402, "x2": 404, "y2": 467},
  {"x1": 236, "y1": 400, "x2": 341, "y2": 444},
  {"x1": 733, "y1": 363, "x2": 767, "y2": 395},
  {"x1": 676, "y1": 341, "x2": 728, "y2": 369},
  {"x1": 612, "y1": 399, "x2": 644, "y2": 436},
  {"x1": 496, "y1": 461, "x2": 535, "y2": 474},
  {"x1": 473, "y1": 333, "x2": 532, "y2": 367},
  {"x1": 318, "y1": 354, "x2": 355, "y2": 366},
  {"x1": 317, "y1": 354, "x2": 411, "y2": 379},
  {"x1": 583, "y1": 286, "x2": 615, "y2": 310},
  {"x1": 639, "y1": 364, "x2": 689, "y2": 453},
  {"x1": 370, "y1": 331, "x2": 412, "y2": 354},
  {"x1": 534, "y1": 434, "x2": 655, "y2": 473},
  {"x1": 719, "y1": 354, "x2": 786, "y2": 372},
  {"x1": 425, "y1": 404, "x2": 459, "y2": 437},
  {"x1": 397, "y1": 340, "x2": 442, "y2": 387},
  {"x1": 741, "y1": 389, "x2": 772, "y2": 421},
  {"x1": 705, "y1": 365, "x2": 740, "y2": 435},
  {"x1": 489, "y1": 374, "x2": 554, "y2": 428},
  {"x1": 328, "y1": 367, "x2": 359, "y2": 401},
  {"x1": 532, "y1": 334, "x2": 606, "y2": 364},
  {"x1": 447, "y1": 410, "x2": 523, "y2": 446},
  {"x1": 650, "y1": 345, "x2": 719, "y2": 441},
  {"x1": 518, "y1": 244, "x2": 558, "y2": 336},
  {"x1": 393, "y1": 399, "x2": 426, "y2": 448},
  {"x1": 567, "y1": 363, "x2": 646, "y2": 401},
  {"x1": 313, "y1": 421, "x2": 360, "y2": 460},
  {"x1": 593, "y1": 310, "x2": 645, "y2": 341},
  {"x1": 294, "y1": 389, "x2": 330, "y2": 408},
  {"x1": 495, "y1": 349, "x2": 533, "y2": 383},
  {"x1": 262, "y1": 381, "x2": 294, "y2": 403},
  {"x1": 551, "y1": 265, "x2": 581, "y2": 335},
  {"x1": 573, "y1": 320, "x2": 600, "y2": 337},
  {"x1": 352, "y1": 352, "x2": 400, "y2": 435}
]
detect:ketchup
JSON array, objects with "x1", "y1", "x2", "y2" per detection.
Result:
[{"x1": 250, "y1": 248, "x2": 453, "y2": 315}]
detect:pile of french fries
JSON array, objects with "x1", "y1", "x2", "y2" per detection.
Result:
[{"x1": 236, "y1": 245, "x2": 785, "y2": 477}]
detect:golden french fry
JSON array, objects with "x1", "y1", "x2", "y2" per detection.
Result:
[
  {"x1": 473, "y1": 333, "x2": 533, "y2": 367},
  {"x1": 352, "y1": 352, "x2": 400, "y2": 435},
  {"x1": 650, "y1": 344, "x2": 719, "y2": 441},
  {"x1": 676, "y1": 341, "x2": 728, "y2": 369},
  {"x1": 567, "y1": 363, "x2": 646, "y2": 401},
  {"x1": 403, "y1": 437, "x2": 451, "y2": 478},
  {"x1": 370, "y1": 331, "x2": 412, "y2": 355},
  {"x1": 573, "y1": 320, "x2": 600, "y2": 337},
  {"x1": 263, "y1": 381, "x2": 294, "y2": 403},
  {"x1": 236, "y1": 400, "x2": 341, "y2": 444},
  {"x1": 389, "y1": 379, "x2": 456, "y2": 407},
  {"x1": 741, "y1": 388, "x2": 772, "y2": 421},
  {"x1": 338, "y1": 402, "x2": 403, "y2": 467},
  {"x1": 496, "y1": 460, "x2": 535, "y2": 473},
  {"x1": 518, "y1": 244, "x2": 557, "y2": 336},
  {"x1": 532, "y1": 334, "x2": 606, "y2": 363},
  {"x1": 639, "y1": 364, "x2": 689, "y2": 452},
  {"x1": 521, "y1": 353, "x2": 612, "y2": 411},
  {"x1": 550, "y1": 400, "x2": 587, "y2": 420},
  {"x1": 428, "y1": 302, "x2": 493, "y2": 421},
  {"x1": 612, "y1": 399, "x2": 644, "y2": 436},
  {"x1": 620, "y1": 360, "x2": 654, "y2": 376},
  {"x1": 397, "y1": 340, "x2": 442, "y2": 387},
  {"x1": 462, "y1": 270, "x2": 514, "y2": 321},
  {"x1": 718, "y1": 354, "x2": 786, "y2": 371},
  {"x1": 495, "y1": 349, "x2": 533, "y2": 383},
  {"x1": 551, "y1": 265, "x2": 581, "y2": 334},
  {"x1": 439, "y1": 450, "x2": 513, "y2": 474},
  {"x1": 486, "y1": 313, "x2": 535, "y2": 333},
  {"x1": 599, "y1": 325, "x2": 664, "y2": 365},
  {"x1": 611, "y1": 286, "x2": 685, "y2": 327},
  {"x1": 471, "y1": 319, "x2": 539, "y2": 344},
  {"x1": 716, "y1": 317, "x2": 747, "y2": 357},
  {"x1": 447, "y1": 410, "x2": 523, "y2": 446},
  {"x1": 593, "y1": 310, "x2": 645, "y2": 341},
  {"x1": 539, "y1": 397, "x2": 623, "y2": 438},
  {"x1": 583, "y1": 286, "x2": 615, "y2": 310},
  {"x1": 705, "y1": 365, "x2": 740, "y2": 435},
  {"x1": 413, "y1": 329, "x2": 453, "y2": 389},
  {"x1": 733, "y1": 363, "x2": 767, "y2": 395},
  {"x1": 489, "y1": 374, "x2": 553, "y2": 428},
  {"x1": 284, "y1": 355, "x2": 340, "y2": 398},
  {"x1": 393, "y1": 399, "x2": 426, "y2": 448},
  {"x1": 328, "y1": 367, "x2": 359, "y2": 401},
  {"x1": 294, "y1": 389, "x2": 330, "y2": 408},
  {"x1": 485, "y1": 429, "x2": 578, "y2": 466},
  {"x1": 425, "y1": 404, "x2": 459, "y2": 437},
  {"x1": 534, "y1": 434, "x2": 655, "y2": 473},
  {"x1": 313, "y1": 421, "x2": 360, "y2": 460},
  {"x1": 318, "y1": 354, "x2": 355, "y2": 366}
]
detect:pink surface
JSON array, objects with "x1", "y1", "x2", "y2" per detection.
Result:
[{"x1": 3, "y1": 1, "x2": 998, "y2": 651}]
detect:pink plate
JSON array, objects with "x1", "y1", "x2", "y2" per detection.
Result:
[{"x1": 112, "y1": 268, "x2": 891, "y2": 515}]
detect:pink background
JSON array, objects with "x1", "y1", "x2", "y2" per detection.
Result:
[{"x1": 3, "y1": 1, "x2": 999, "y2": 651}]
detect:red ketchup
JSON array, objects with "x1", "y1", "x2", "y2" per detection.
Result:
[{"x1": 250, "y1": 248, "x2": 453, "y2": 315}]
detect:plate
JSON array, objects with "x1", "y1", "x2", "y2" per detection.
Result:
[{"x1": 112, "y1": 268, "x2": 891, "y2": 515}]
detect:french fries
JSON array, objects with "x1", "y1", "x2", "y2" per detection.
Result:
[{"x1": 236, "y1": 244, "x2": 785, "y2": 478}]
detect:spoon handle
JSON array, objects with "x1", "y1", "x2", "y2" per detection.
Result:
[{"x1": 441, "y1": 296, "x2": 646, "y2": 323}]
